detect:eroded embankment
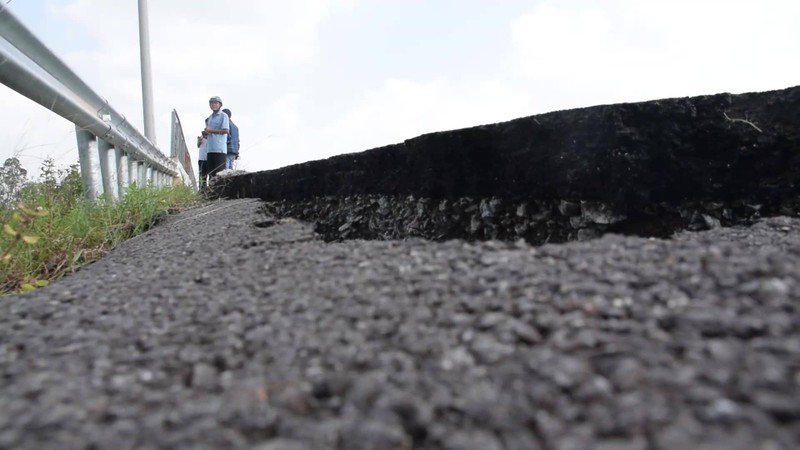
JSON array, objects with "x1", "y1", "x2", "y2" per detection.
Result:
[
  {"x1": 260, "y1": 194, "x2": 797, "y2": 244},
  {"x1": 217, "y1": 85, "x2": 800, "y2": 242}
]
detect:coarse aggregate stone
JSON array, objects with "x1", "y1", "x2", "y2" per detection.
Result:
[{"x1": 0, "y1": 198, "x2": 798, "y2": 449}]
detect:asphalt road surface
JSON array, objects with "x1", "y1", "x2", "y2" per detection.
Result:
[{"x1": 1, "y1": 199, "x2": 798, "y2": 450}]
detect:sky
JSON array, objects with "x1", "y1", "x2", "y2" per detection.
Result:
[{"x1": 1, "y1": 0, "x2": 798, "y2": 179}]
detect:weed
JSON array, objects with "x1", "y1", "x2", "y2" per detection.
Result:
[{"x1": 0, "y1": 159, "x2": 200, "y2": 296}]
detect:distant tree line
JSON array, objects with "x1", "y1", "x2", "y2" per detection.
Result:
[{"x1": 0, "y1": 157, "x2": 82, "y2": 210}]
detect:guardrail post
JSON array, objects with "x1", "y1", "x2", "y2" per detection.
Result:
[
  {"x1": 139, "y1": 162, "x2": 147, "y2": 187},
  {"x1": 98, "y1": 138, "x2": 117, "y2": 200},
  {"x1": 76, "y1": 127, "x2": 103, "y2": 201},
  {"x1": 129, "y1": 158, "x2": 138, "y2": 188},
  {"x1": 133, "y1": 161, "x2": 140, "y2": 187},
  {"x1": 116, "y1": 149, "x2": 128, "y2": 196}
]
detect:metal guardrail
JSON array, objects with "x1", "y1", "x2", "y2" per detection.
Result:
[
  {"x1": 170, "y1": 110, "x2": 196, "y2": 187},
  {"x1": 0, "y1": 5, "x2": 193, "y2": 200}
]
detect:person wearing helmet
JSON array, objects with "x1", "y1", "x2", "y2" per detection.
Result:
[{"x1": 204, "y1": 96, "x2": 229, "y2": 178}]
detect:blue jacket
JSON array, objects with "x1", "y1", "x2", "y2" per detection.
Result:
[{"x1": 227, "y1": 121, "x2": 240, "y2": 155}]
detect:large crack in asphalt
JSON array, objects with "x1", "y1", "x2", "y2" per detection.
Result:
[
  {"x1": 1, "y1": 198, "x2": 798, "y2": 449},
  {"x1": 260, "y1": 194, "x2": 788, "y2": 244}
]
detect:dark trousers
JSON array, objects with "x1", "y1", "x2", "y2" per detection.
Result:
[
  {"x1": 198, "y1": 160, "x2": 207, "y2": 187},
  {"x1": 206, "y1": 153, "x2": 227, "y2": 178}
]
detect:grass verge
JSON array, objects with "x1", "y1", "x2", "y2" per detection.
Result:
[{"x1": 1, "y1": 181, "x2": 200, "y2": 296}]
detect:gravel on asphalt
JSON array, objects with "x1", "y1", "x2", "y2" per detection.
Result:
[{"x1": 0, "y1": 198, "x2": 798, "y2": 449}]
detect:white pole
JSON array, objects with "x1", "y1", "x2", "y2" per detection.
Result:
[{"x1": 138, "y1": 0, "x2": 156, "y2": 144}]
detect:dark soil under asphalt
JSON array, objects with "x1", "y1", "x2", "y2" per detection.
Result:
[{"x1": 1, "y1": 199, "x2": 798, "y2": 449}]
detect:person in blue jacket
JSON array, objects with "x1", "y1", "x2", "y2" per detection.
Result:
[{"x1": 222, "y1": 108, "x2": 240, "y2": 170}]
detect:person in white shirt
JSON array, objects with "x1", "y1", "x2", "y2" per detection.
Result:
[{"x1": 197, "y1": 120, "x2": 209, "y2": 188}]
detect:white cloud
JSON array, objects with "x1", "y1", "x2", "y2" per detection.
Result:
[
  {"x1": 0, "y1": 88, "x2": 78, "y2": 176},
  {"x1": 1, "y1": 0, "x2": 798, "y2": 180},
  {"x1": 232, "y1": 77, "x2": 536, "y2": 171},
  {"x1": 512, "y1": 4, "x2": 615, "y2": 81},
  {"x1": 510, "y1": 0, "x2": 800, "y2": 105},
  {"x1": 318, "y1": 78, "x2": 534, "y2": 153}
]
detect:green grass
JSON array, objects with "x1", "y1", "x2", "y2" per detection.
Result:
[{"x1": 1, "y1": 167, "x2": 201, "y2": 295}]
